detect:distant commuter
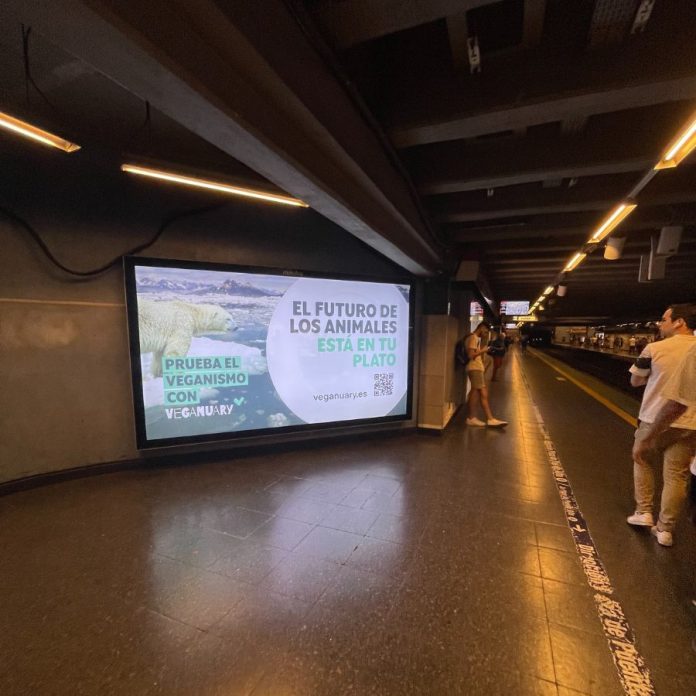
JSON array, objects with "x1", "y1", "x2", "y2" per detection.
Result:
[
  {"x1": 465, "y1": 321, "x2": 508, "y2": 428},
  {"x1": 488, "y1": 330, "x2": 507, "y2": 382},
  {"x1": 629, "y1": 335, "x2": 637, "y2": 354},
  {"x1": 627, "y1": 303, "x2": 696, "y2": 546}
]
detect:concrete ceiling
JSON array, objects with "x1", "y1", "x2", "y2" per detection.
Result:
[
  {"x1": 1, "y1": 0, "x2": 695, "y2": 319},
  {"x1": 300, "y1": 0, "x2": 696, "y2": 320}
]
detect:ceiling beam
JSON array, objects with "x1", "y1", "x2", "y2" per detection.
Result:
[
  {"x1": 391, "y1": 75, "x2": 696, "y2": 147},
  {"x1": 4, "y1": 0, "x2": 442, "y2": 275},
  {"x1": 421, "y1": 157, "x2": 653, "y2": 194},
  {"x1": 435, "y1": 189, "x2": 696, "y2": 223},
  {"x1": 310, "y1": 0, "x2": 498, "y2": 50},
  {"x1": 523, "y1": 0, "x2": 547, "y2": 47},
  {"x1": 409, "y1": 111, "x2": 676, "y2": 194},
  {"x1": 429, "y1": 164, "x2": 696, "y2": 217},
  {"x1": 448, "y1": 211, "x2": 696, "y2": 243}
]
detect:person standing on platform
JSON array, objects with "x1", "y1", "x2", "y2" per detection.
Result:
[
  {"x1": 632, "y1": 342, "x2": 696, "y2": 646},
  {"x1": 627, "y1": 303, "x2": 696, "y2": 546},
  {"x1": 489, "y1": 330, "x2": 507, "y2": 382},
  {"x1": 465, "y1": 321, "x2": 508, "y2": 428}
]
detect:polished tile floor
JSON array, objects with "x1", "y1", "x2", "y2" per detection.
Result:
[{"x1": 3, "y1": 353, "x2": 696, "y2": 695}]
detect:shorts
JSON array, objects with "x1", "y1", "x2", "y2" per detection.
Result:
[
  {"x1": 493, "y1": 356, "x2": 504, "y2": 368},
  {"x1": 468, "y1": 369, "x2": 485, "y2": 389}
]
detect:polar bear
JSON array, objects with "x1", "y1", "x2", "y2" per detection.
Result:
[{"x1": 138, "y1": 299, "x2": 235, "y2": 377}]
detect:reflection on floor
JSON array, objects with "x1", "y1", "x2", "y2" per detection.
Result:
[{"x1": 2, "y1": 352, "x2": 696, "y2": 695}]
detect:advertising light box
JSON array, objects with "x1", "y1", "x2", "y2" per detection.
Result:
[{"x1": 125, "y1": 258, "x2": 414, "y2": 448}]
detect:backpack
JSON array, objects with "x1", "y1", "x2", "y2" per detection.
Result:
[{"x1": 455, "y1": 335, "x2": 471, "y2": 367}]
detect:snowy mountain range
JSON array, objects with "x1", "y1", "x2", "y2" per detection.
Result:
[{"x1": 136, "y1": 277, "x2": 281, "y2": 297}]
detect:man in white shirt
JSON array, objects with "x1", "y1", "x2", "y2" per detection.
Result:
[{"x1": 627, "y1": 303, "x2": 696, "y2": 546}]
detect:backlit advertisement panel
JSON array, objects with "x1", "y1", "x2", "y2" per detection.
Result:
[{"x1": 125, "y1": 258, "x2": 413, "y2": 448}]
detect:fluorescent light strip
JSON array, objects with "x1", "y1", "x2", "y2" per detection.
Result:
[
  {"x1": 588, "y1": 203, "x2": 636, "y2": 243},
  {"x1": 564, "y1": 251, "x2": 587, "y2": 272},
  {"x1": 0, "y1": 110, "x2": 80, "y2": 153},
  {"x1": 121, "y1": 164, "x2": 309, "y2": 208},
  {"x1": 655, "y1": 115, "x2": 696, "y2": 169},
  {"x1": 543, "y1": 286, "x2": 554, "y2": 295}
]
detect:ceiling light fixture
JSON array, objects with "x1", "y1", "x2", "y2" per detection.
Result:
[
  {"x1": 654, "y1": 113, "x2": 696, "y2": 170},
  {"x1": 587, "y1": 202, "x2": 637, "y2": 243},
  {"x1": 121, "y1": 164, "x2": 309, "y2": 208},
  {"x1": 543, "y1": 286, "x2": 554, "y2": 295},
  {"x1": 0, "y1": 110, "x2": 80, "y2": 153},
  {"x1": 564, "y1": 252, "x2": 587, "y2": 272}
]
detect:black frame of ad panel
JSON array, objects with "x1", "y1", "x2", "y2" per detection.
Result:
[{"x1": 123, "y1": 256, "x2": 416, "y2": 449}]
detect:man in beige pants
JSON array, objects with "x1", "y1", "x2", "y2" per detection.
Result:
[{"x1": 627, "y1": 303, "x2": 696, "y2": 546}]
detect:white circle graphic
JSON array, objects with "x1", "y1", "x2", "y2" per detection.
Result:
[{"x1": 266, "y1": 278, "x2": 409, "y2": 423}]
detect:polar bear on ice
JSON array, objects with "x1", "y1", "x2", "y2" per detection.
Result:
[{"x1": 138, "y1": 299, "x2": 235, "y2": 377}]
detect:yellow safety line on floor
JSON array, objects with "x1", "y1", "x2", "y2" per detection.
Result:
[
  {"x1": 529, "y1": 348, "x2": 637, "y2": 428},
  {"x1": 0, "y1": 298, "x2": 124, "y2": 308}
]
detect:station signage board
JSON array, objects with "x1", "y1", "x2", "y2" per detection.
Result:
[{"x1": 500, "y1": 300, "x2": 530, "y2": 315}]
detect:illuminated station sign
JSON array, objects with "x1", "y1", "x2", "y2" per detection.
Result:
[{"x1": 500, "y1": 300, "x2": 530, "y2": 315}]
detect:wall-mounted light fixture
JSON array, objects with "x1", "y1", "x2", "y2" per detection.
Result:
[
  {"x1": 0, "y1": 110, "x2": 80, "y2": 153},
  {"x1": 121, "y1": 164, "x2": 309, "y2": 208}
]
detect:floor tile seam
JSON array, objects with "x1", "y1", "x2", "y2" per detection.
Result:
[
  {"x1": 516, "y1": 353, "x2": 657, "y2": 696},
  {"x1": 273, "y1": 548, "x2": 407, "y2": 579},
  {"x1": 145, "y1": 603, "x2": 232, "y2": 637},
  {"x1": 152, "y1": 549, "x2": 285, "y2": 589},
  {"x1": 538, "y1": 574, "x2": 561, "y2": 688},
  {"x1": 198, "y1": 521, "x2": 271, "y2": 541},
  {"x1": 177, "y1": 520, "x2": 319, "y2": 555},
  {"x1": 545, "y1": 615, "x2": 606, "y2": 637},
  {"x1": 205, "y1": 597, "x2": 316, "y2": 644}
]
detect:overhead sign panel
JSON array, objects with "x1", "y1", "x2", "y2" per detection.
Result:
[{"x1": 501, "y1": 300, "x2": 530, "y2": 315}]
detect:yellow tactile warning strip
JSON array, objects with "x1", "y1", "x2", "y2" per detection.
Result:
[
  {"x1": 530, "y1": 348, "x2": 638, "y2": 428},
  {"x1": 517, "y1": 357, "x2": 656, "y2": 696}
]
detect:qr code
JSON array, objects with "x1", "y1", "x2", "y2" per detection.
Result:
[{"x1": 374, "y1": 372, "x2": 394, "y2": 397}]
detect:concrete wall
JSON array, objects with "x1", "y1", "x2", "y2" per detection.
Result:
[
  {"x1": 0, "y1": 147, "x2": 412, "y2": 484},
  {"x1": 417, "y1": 287, "x2": 471, "y2": 430}
]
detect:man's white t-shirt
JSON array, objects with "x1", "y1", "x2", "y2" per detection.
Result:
[
  {"x1": 661, "y1": 342, "x2": 696, "y2": 409},
  {"x1": 629, "y1": 334, "x2": 696, "y2": 429}
]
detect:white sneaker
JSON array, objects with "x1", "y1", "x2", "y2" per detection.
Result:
[
  {"x1": 651, "y1": 526, "x2": 673, "y2": 547},
  {"x1": 626, "y1": 512, "x2": 654, "y2": 527},
  {"x1": 486, "y1": 418, "x2": 508, "y2": 428},
  {"x1": 466, "y1": 417, "x2": 486, "y2": 427}
]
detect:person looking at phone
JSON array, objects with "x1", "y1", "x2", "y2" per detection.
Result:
[{"x1": 465, "y1": 321, "x2": 508, "y2": 428}]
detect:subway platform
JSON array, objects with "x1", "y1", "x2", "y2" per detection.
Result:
[{"x1": 3, "y1": 350, "x2": 696, "y2": 695}]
